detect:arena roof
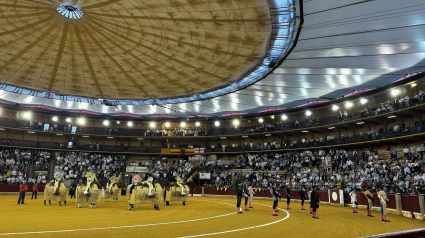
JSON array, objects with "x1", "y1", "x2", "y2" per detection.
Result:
[{"x1": 0, "y1": 0, "x2": 424, "y2": 118}]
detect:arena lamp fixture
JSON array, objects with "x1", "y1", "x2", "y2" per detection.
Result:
[
  {"x1": 77, "y1": 117, "x2": 86, "y2": 125},
  {"x1": 22, "y1": 111, "x2": 31, "y2": 119},
  {"x1": 357, "y1": 122, "x2": 364, "y2": 125},
  {"x1": 258, "y1": 118, "x2": 264, "y2": 123},
  {"x1": 328, "y1": 127, "x2": 335, "y2": 130},
  {"x1": 195, "y1": 121, "x2": 201, "y2": 127},
  {"x1": 232, "y1": 119, "x2": 240, "y2": 127},
  {"x1": 149, "y1": 122, "x2": 156, "y2": 128},
  {"x1": 65, "y1": 118, "x2": 71, "y2": 123},
  {"x1": 302, "y1": 130, "x2": 309, "y2": 133},
  {"x1": 345, "y1": 101, "x2": 353, "y2": 108},
  {"x1": 332, "y1": 105, "x2": 339, "y2": 111},
  {"x1": 164, "y1": 122, "x2": 170, "y2": 128},
  {"x1": 411, "y1": 83, "x2": 417, "y2": 87},
  {"x1": 52, "y1": 116, "x2": 58, "y2": 122},
  {"x1": 388, "y1": 115, "x2": 397, "y2": 118},
  {"x1": 103, "y1": 120, "x2": 110, "y2": 126},
  {"x1": 127, "y1": 121, "x2": 133, "y2": 127},
  {"x1": 116, "y1": 121, "x2": 120, "y2": 124},
  {"x1": 391, "y1": 89, "x2": 400, "y2": 97},
  {"x1": 180, "y1": 122, "x2": 187, "y2": 128},
  {"x1": 271, "y1": 115, "x2": 275, "y2": 119},
  {"x1": 214, "y1": 121, "x2": 220, "y2": 127},
  {"x1": 360, "y1": 98, "x2": 368, "y2": 104},
  {"x1": 281, "y1": 114, "x2": 288, "y2": 120},
  {"x1": 305, "y1": 110, "x2": 312, "y2": 116}
]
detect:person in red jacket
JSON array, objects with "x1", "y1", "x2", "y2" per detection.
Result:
[
  {"x1": 18, "y1": 180, "x2": 28, "y2": 205},
  {"x1": 31, "y1": 183, "x2": 38, "y2": 199}
]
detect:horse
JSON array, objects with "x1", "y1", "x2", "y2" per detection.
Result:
[
  {"x1": 127, "y1": 175, "x2": 163, "y2": 211},
  {"x1": 76, "y1": 171, "x2": 101, "y2": 208}
]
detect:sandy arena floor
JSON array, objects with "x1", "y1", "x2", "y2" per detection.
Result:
[{"x1": 0, "y1": 195, "x2": 423, "y2": 238}]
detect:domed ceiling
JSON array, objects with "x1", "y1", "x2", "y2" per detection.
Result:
[{"x1": 0, "y1": 0, "x2": 273, "y2": 99}]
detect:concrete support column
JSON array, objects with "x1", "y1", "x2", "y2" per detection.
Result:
[
  {"x1": 202, "y1": 187, "x2": 204, "y2": 196},
  {"x1": 395, "y1": 193, "x2": 402, "y2": 216},
  {"x1": 419, "y1": 194, "x2": 424, "y2": 221}
]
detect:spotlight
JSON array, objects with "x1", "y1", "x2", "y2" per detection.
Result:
[
  {"x1": 180, "y1": 122, "x2": 187, "y2": 128},
  {"x1": 412, "y1": 83, "x2": 417, "y2": 87},
  {"x1": 103, "y1": 120, "x2": 110, "y2": 126},
  {"x1": 195, "y1": 121, "x2": 200, "y2": 127},
  {"x1": 345, "y1": 102, "x2": 353, "y2": 108},
  {"x1": 127, "y1": 121, "x2": 133, "y2": 127},
  {"x1": 164, "y1": 122, "x2": 170, "y2": 128},
  {"x1": 258, "y1": 118, "x2": 264, "y2": 123},
  {"x1": 305, "y1": 110, "x2": 312, "y2": 116},
  {"x1": 149, "y1": 122, "x2": 156, "y2": 128},
  {"x1": 22, "y1": 111, "x2": 31, "y2": 119},
  {"x1": 233, "y1": 119, "x2": 240, "y2": 127},
  {"x1": 52, "y1": 116, "x2": 58, "y2": 122},
  {"x1": 332, "y1": 105, "x2": 339, "y2": 111},
  {"x1": 271, "y1": 115, "x2": 275, "y2": 119},
  {"x1": 116, "y1": 121, "x2": 120, "y2": 124},
  {"x1": 391, "y1": 89, "x2": 400, "y2": 97},
  {"x1": 360, "y1": 98, "x2": 368, "y2": 105},
  {"x1": 65, "y1": 118, "x2": 71, "y2": 123},
  {"x1": 281, "y1": 115, "x2": 288, "y2": 120},
  {"x1": 77, "y1": 117, "x2": 86, "y2": 125},
  {"x1": 214, "y1": 121, "x2": 220, "y2": 127}
]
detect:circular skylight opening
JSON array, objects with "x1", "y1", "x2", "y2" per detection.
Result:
[{"x1": 57, "y1": 3, "x2": 83, "y2": 19}]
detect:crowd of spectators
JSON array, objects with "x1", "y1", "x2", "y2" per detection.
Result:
[
  {"x1": 144, "y1": 126, "x2": 205, "y2": 137},
  {"x1": 201, "y1": 145, "x2": 425, "y2": 195},
  {"x1": 148, "y1": 156, "x2": 194, "y2": 182},
  {"x1": 0, "y1": 148, "x2": 50, "y2": 184}
]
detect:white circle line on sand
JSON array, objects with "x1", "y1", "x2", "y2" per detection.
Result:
[
  {"x1": 0, "y1": 200, "x2": 236, "y2": 236},
  {"x1": 178, "y1": 201, "x2": 291, "y2": 238}
]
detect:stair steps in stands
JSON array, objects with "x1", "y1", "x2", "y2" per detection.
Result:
[{"x1": 47, "y1": 158, "x2": 57, "y2": 180}]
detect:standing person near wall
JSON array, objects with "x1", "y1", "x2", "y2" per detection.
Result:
[
  {"x1": 235, "y1": 180, "x2": 243, "y2": 214},
  {"x1": 349, "y1": 189, "x2": 358, "y2": 213},
  {"x1": 364, "y1": 186, "x2": 375, "y2": 217},
  {"x1": 285, "y1": 185, "x2": 292, "y2": 209},
  {"x1": 17, "y1": 180, "x2": 28, "y2": 205},
  {"x1": 269, "y1": 181, "x2": 281, "y2": 216},
  {"x1": 248, "y1": 183, "x2": 255, "y2": 208},
  {"x1": 299, "y1": 187, "x2": 306, "y2": 210},
  {"x1": 243, "y1": 184, "x2": 250, "y2": 211},
  {"x1": 31, "y1": 183, "x2": 38, "y2": 199},
  {"x1": 378, "y1": 187, "x2": 390, "y2": 222},
  {"x1": 311, "y1": 186, "x2": 319, "y2": 219}
]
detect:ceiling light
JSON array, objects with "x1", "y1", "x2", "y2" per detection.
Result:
[
  {"x1": 388, "y1": 115, "x2": 397, "y2": 118},
  {"x1": 242, "y1": 135, "x2": 248, "y2": 138},
  {"x1": 0, "y1": 128, "x2": 4, "y2": 130},
  {"x1": 180, "y1": 122, "x2": 187, "y2": 128},
  {"x1": 137, "y1": 138, "x2": 143, "y2": 140},
  {"x1": 77, "y1": 117, "x2": 86, "y2": 125},
  {"x1": 164, "y1": 122, "x2": 170, "y2": 128},
  {"x1": 345, "y1": 101, "x2": 353, "y2": 108},
  {"x1": 82, "y1": 135, "x2": 89, "y2": 138},
  {"x1": 281, "y1": 115, "x2": 288, "y2": 120},
  {"x1": 116, "y1": 121, "x2": 120, "y2": 124},
  {"x1": 328, "y1": 127, "x2": 335, "y2": 130},
  {"x1": 28, "y1": 131, "x2": 35, "y2": 134},
  {"x1": 357, "y1": 122, "x2": 364, "y2": 125},
  {"x1": 195, "y1": 121, "x2": 201, "y2": 127},
  {"x1": 149, "y1": 122, "x2": 156, "y2": 128},
  {"x1": 332, "y1": 105, "x2": 339, "y2": 111},
  {"x1": 103, "y1": 120, "x2": 110, "y2": 126},
  {"x1": 265, "y1": 134, "x2": 271, "y2": 137},
  {"x1": 305, "y1": 110, "x2": 312, "y2": 116},
  {"x1": 127, "y1": 121, "x2": 133, "y2": 127},
  {"x1": 391, "y1": 89, "x2": 400, "y2": 96},
  {"x1": 214, "y1": 121, "x2": 220, "y2": 127},
  {"x1": 22, "y1": 111, "x2": 31, "y2": 120},
  {"x1": 302, "y1": 130, "x2": 309, "y2": 133},
  {"x1": 233, "y1": 119, "x2": 240, "y2": 126},
  {"x1": 412, "y1": 83, "x2": 417, "y2": 87},
  {"x1": 65, "y1": 118, "x2": 71, "y2": 123},
  {"x1": 220, "y1": 137, "x2": 226, "y2": 139},
  {"x1": 258, "y1": 118, "x2": 264, "y2": 123},
  {"x1": 360, "y1": 98, "x2": 368, "y2": 104},
  {"x1": 271, "y1": 115, "x2": 275, "y2": 119},
  {"x1": 107, "y1": 137, "x2": 113, "y2": 139},
  {"x1": 56, "y1": 134, "x2": 63, "y2": 136},
  {"x1": 52, "y1": 116, "x2": 58, "y2": 122}
]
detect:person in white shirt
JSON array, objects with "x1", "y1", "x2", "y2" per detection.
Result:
[
  {"x1": 248, "y1": 184, "x2": 255, "y2": 208},
  {"x1": 403, "y1": 146, "x2": 409, "y2": 158},
  {"x1": 349, "y1": 189, "x2": 358, "y2": 213}
]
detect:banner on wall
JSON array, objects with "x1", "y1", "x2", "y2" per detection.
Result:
[
  {"x1": 126, "y1": 166, "x2": 148, "y2": 173},
  {"x1": 199, "y1": 173, "x2": 211, "y2": 179}
]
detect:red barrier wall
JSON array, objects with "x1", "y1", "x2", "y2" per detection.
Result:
[{"x1": 0, "y1": 184, "x2": 45, "y2": 192}]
